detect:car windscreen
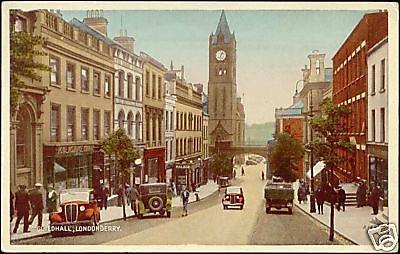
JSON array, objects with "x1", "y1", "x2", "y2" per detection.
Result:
[
  {"x1": 267, "y1": 183, "x2": 292, "y2": 189},
  {"x1": 142, "y1": 185, "x2": 166, "y2": 194},
  {"x1": 60, "y1": 191, "x2": 89, "y2": 203},
  {"x1": 226, "y1": 187, "x2": 241, "y2": 194}
]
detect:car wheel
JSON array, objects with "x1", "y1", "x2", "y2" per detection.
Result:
[
  {"x1": 159, "y1": 209, "x2": 165, "y2": 216},
  {"x1": 288, "y1": 207, "x2": 293, "y2": 214},
  {"x1": 166, "y1": 211, "x2": 171, "y2": 218},
  {"x1": 148, "y1": 196, "x2": 164, "y2": 212},
  {"x1": 240, "y1": 205, "x2": 243, "y2": 210},
  {"x1": 138, "y1": 214, "x2": 143, "y2": 219},
  {"x1": 266, "y1": 207, "x2": 270, "y2": 213},
  {"x1": 223, "y1": 205, "x2": 227, "y2": 210}
]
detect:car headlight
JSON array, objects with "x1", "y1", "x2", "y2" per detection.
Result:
[{"x1": 79, "y1": 205, "x2": 86, "y2": 212}]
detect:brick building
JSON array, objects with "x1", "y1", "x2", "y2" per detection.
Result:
[{"x1": 332, "y1": 11, "x2": 388, "y2": 183}]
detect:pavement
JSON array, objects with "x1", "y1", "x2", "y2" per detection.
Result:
[
  {"x1": 292, "y1": 180, "x2": 388, "y2": 246},
  {"x1": 9, "y1": 180, "x2": 218, "y2": 242}
]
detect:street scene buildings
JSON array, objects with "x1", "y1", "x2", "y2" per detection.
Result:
[{"x1": 5, "y1": 5, "x2": 398, "y2": 251}]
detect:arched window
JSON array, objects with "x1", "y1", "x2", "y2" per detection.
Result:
[
  {"x1": 118, "y1": 71, "x2": 124, "y2": 97},
  {"x1": 16, "y1": 107, "x2": 32, "y2": 168},
  {"x1": 118, "y1": 110, "x2": 125, "y2": 130},
  {"x1": 127, "y1": 74, "x2": 133, "y2": 99},
  {"x1": 127, "y1": 111, "x2": 133, "y2": 136},
  {"x1": 135, "y1": 112, "x2": 141, "y2": 142},
  {"x1": 135, "y1": 77, "x2": 141, "y2": 101}
]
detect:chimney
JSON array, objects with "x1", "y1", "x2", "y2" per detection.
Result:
[{"x1": 83, "y1": 10, "x2": 108, "y2": 36}]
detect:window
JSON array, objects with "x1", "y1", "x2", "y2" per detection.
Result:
[
  {"x1": 152, "y1": 117, "x2": 156, "y2": 144},
  {"x1": 81, "y1": 67, "x2": 89, "y2": 92},
  {"x1": 50, "y1": 57, "x2": 60, "y2": 85},
  {"x1": 118, "y1": 71, "x2": 124, "y2": 97},
  {"x1": 93, "y1": 109, "x2": 100, "y2": 140},
  {"x1": 170, "y1": 111, "x2": 173, "y2": 131},
  {"x1": 50, "y1": 104, "x2": 60, "y2": 142},
  {"x1": 380, "y1": 59, "x2": 385, "y2": 91},
  {"x1": 166, "y1": 111, "x2": 169, "y2": 131},
  {"x1": 371, "y1": 110, "x2": 375, "y2": 142},
  {"x1": 67, "y1": 106, "x2": 75, "y2": 141},
  {"x1": 93, "y1": 71, "x2": 100, "y2": 95},
  {"x1": 135, "y1": 113, "x2": 141, "y2": 142},
  {"x1": 146, "y1": 117, "x2": 150, "y2": 141},
  {"x1": 127, "y1": 113, "x2": 133, "y2": 136},
  {"x1": 371, "y1": 65, "x2": 376, "y2": 94},
  {"x1": 152, "y1": 74, "x2": 156, "y2": 98},
  {"x1": 118, "y1": 111, "x2": 125, "y2": 130},
  {"x1": 81, "y1": 108, "x2": 89, "y2": 140},
  {"x1": 158, "y1": 117, "x2": 162, "y2": 145},
  {"x1": 127, "y1": 74, "x2": 133, "y2": 99},
  {"x1": 66, "y1": 63, "x2": 75, "y2": 89},
  {"x1": 104, "y1": 111, "x2": 111, "y2": 137},
  {"x1": 158, "y1": 77, "x2": 162, "y2": 99},
  {"x1": 104, "y1": 75, "x2": 111, "y2": 97},
  {"x1": 145, "y1": 71, "x2": 150, "y2": 96},
  {"x1": 380, "y1": 108, "x2": 385, "y2": 143},
  {"x1": 14, "y1": 16, "x2": 26, "y2": 32},
  {"x1": 135, "y1": 77, "x2": 141, "y2": 101}
]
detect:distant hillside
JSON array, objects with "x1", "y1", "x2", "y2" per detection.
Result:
[{"x1": 244, "y1": 122, "x2": 275, "y2": 145}]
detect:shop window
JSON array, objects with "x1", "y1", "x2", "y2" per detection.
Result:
[
  {"x1": 81, "y1": 108, "x2": 89, "y2": 140},
  {"x1": 67, "y1": 106, "x2": 76, "y2": 141}
]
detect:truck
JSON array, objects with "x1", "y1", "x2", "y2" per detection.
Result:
[{"x1": 264, "y1": 180, "x2": 294, "y2": 214}]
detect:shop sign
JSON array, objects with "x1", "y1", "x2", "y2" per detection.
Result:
[{"x1": 56, "y1": 145, "x2": 94, "y2": 155}]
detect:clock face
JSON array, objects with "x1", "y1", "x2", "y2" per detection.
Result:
[{"x1": 216, "y1": 50, "x2": 226, "y2": 61}]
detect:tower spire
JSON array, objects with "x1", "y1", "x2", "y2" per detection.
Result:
[{"x1": 213, "y1": 10, "x2": 233, "y2": 44}]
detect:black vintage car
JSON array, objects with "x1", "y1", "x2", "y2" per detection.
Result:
[{"x1": 136, "y1": 183, "x2": 173, "y2": 219}]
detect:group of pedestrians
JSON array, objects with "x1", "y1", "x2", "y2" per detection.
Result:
[
  {"x1": 11, "y1": 183, "x2": 52, "y2": 234},
  {"x1": 297, "y1": 180, "x2": 309, "y2": 204}
]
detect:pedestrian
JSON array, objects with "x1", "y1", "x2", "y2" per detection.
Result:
[
  {"x1": 337, "y1": 185, "x2": 346, "y2": 211},
  {"x1": 47, "y1": 186, "x2": 58, "y2": 213},
  {"x1": 125, "y1": 184, "x2": 131, "y2": 206},
  {"x1": 171, "y1": 181, "x2": 177, "y2": 197},
  {"x1": 297, "y1": 186, "x2": 305, "y2": 204},
  {"x1": 261, "y1": 171, "x2": 265, "y2": 181},
  {"x1": 356, "y1": 181, "x2": 366, "y2": 207},
  {"x1": 233, "y1": 169, "x2": 236, "y2": 179},
  {"x1": 315, "y1": 186, "x2": 325, "y2": 214},
  {"x1": 181, "y1": 186, "x2": 190, "y2": 216},
  {"x1": 369, "y1": 184, "x2": 381, "y2": 215},
  {"x1": 29, "y1": 183, "x2": 44, "y2": 228},
  {"x1": 241, "y1": 166, "x2": 245, "y2": 176},
  {"x1": 130, "y1": 184, "x2": 139, "y2": 216},
  {"x1": 10, "y1": 191, "x2": 15, "y2": 222},
  {"x1": 100, "y1": 184, "x2": 109, "y2": 210},
  {"x1": 13, "y1": 185, "x2": 31, "y2": 233},
  {"x1": 117, "y1": 184, "x2": 123, "y2": 207}
]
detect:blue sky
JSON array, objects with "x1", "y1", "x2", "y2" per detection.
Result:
[{"x1": 61, "y1": 9, "x2": 368, "y2": 124}]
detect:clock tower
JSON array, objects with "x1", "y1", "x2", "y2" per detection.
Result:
[{"x1": 208, "y1": 10, "x2": 238, "y2": 146}]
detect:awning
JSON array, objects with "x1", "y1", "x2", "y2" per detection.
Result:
[
  {"x1": 306, "y1": 161, "x2": 325, "y2": 179},
  {"x1": 54, "y1": 162, "x2": 66, "y2": 173}
]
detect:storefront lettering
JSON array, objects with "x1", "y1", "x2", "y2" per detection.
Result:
[{"x1": 56, "y1": 145, "x2": 93, "y2": 154}]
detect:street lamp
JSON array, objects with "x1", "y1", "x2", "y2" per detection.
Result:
[{"x1": 308, "y1": 90, "x2": 316, "y2": 213}]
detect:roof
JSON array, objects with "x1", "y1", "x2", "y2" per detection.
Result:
[
  {"x1": 69, "y1": 18, "x2": 125, "y2": 50},
  {"x1": 276, "y1": 100, "x2": 304, "y2": 117},
  {"x1": 213, "y1": 10, "x2": 234, "y2": 44}
]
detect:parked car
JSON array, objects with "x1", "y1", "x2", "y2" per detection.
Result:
[
  {"x1": 264, "y1": 181, "x2": 294, "y2": 214},
  {"x1": 137, "y1": 183, "x2": 172, "y2": 219},
  {"x1": 222, "y1": 186, "x2": 245, "y2": 210},
  {"x1": 49, "y1": 188, "x2": 100, "y2": 237},
  {"x1": 246, "y1": 160, "x2": 257, "y2": 165},
  {"x1": 218, "y1": 176, "x2": 231, "y2": 188}
]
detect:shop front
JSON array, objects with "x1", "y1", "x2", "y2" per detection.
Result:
[
  {"x1": 368, "y1": 151, "x2": 388, "y2": 206},
  {"x1": 43, "y1": 143, "x2": 106, "y2": 197}
]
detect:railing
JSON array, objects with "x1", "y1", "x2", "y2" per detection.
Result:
[
  {"x1": 45, "y1": 12, "x2": 58, "y2": 31},
  {"x1": 63, "y1": 22, "x2": 73, "y2": 39}
]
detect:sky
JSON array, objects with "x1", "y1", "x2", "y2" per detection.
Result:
[{"x1": 60, "y1": 9, "x2": 369, "y2": 125}]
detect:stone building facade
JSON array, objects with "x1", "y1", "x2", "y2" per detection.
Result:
[
  {"x1": 141, "y1": 52, "x2": 166, "y2": 184},
  {"x1": 332, "y1": 11, "x2": 388, "y2": 183}
]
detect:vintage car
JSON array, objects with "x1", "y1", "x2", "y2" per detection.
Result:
[
  {"x1": 49, "y1": 188, "x2": 100, "y2": 237},
  {"x1": 264, "y1": 181, "x2": 294, "y2": 214},
  {"x1": 222, "y1": 186, "x2": 245, "y2": 210},
  {"x1": 218, "y1": 176, "x2": 231, "y2": 188},
  {"x1": 137, "y1": 183, "x2": 172, "y2": 219}
]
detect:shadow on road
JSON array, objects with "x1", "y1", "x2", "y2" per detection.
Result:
[{"x1": 266, "y1": 209, "x2": 292, "y2": 215}]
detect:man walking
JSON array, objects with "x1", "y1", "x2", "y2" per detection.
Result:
[
  {"x1": 181, "y1": 186, "x2": 190, "y2": 216},
  {"x1": 10, "y1": 191, "x2": 15, "y2": 222},
  {"x1": 47, "y1": 186, "x2": 58, "y2": 213},
  {"x1": 261, "y1": 171, "x2": 265, "y2": 181},
  {"x1": 13, "y1": 185, "x2": 30, "y2": 233},
  {"x1": 130, "y1": 184, "x2": 139, "y2": 216},
  {"x1": 29, "y1": 183, "x2": 44, "y2": 228},
  {"x1": 337, "y1": 185, "x2": 346, "y2": 212},
  {"x1": 125, "y1": 184, "x2": 131, "y2": 206},
  {"x1": 241, "y1": 166, "x2": 245, "y2": 176},
  {"x1": 356, "y1": 181, "x2": 366, "y2": 207},
  {"x1": 370, "y1": 184, "x2": 381, "y2": 215},
  {"x1": 99, "y1": 184, "x2": 109, "y2": 210},
  {"x1": 315, "y1": 186, "x2": 325, "y2": 214}
]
